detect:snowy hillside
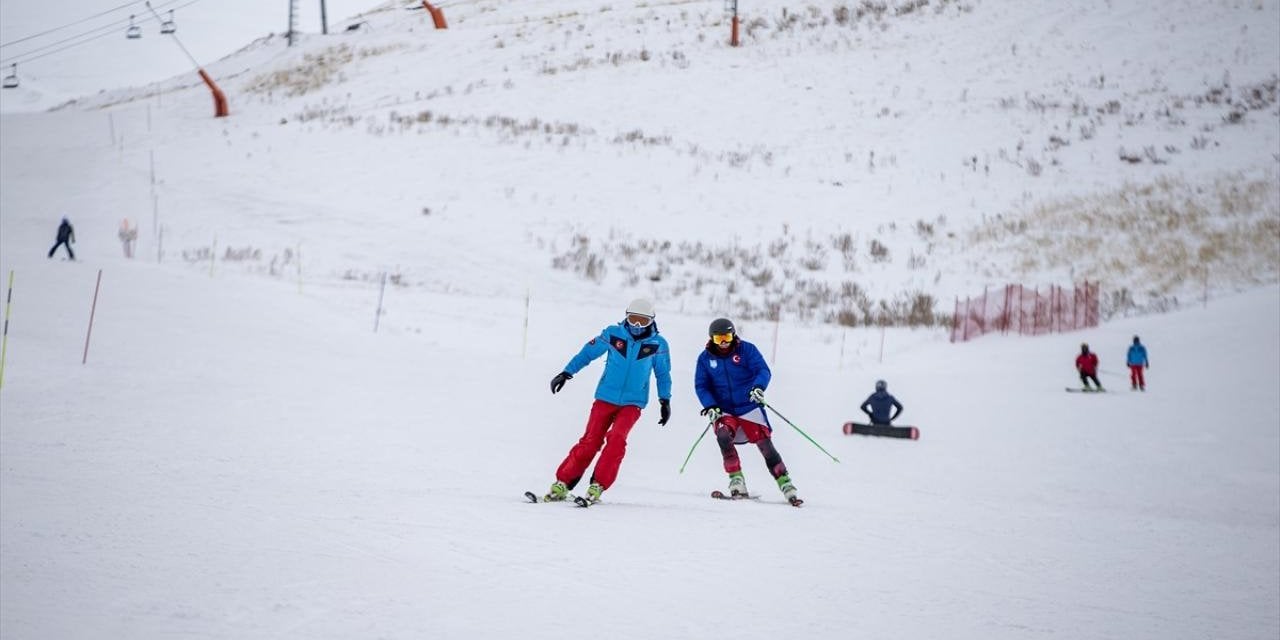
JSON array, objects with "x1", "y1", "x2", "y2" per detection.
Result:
[
  {"x1": 1, "y1": 0, "x2": 1278, "y2": 638},
  {"x1": 2, "y1": 0, "x2": 1278, "y2": 321}
]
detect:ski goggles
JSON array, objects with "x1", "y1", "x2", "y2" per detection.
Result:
[
  {"x1": 711, "y1": 332, "x2": 734, "y2": 345},
  {"x1": 626, "y1": 314, "x2": 654, "y2": 328}
]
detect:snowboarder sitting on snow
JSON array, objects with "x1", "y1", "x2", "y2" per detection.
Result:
[
  {"x1": 694, "y1": 317, "x2": 800, "y2": 504},
  {"x1": 1126, "y1": 336, "x2": 1149, "y2": 391},
  {"x1": 47, "y1": 216, "x2": 75, "y2": 260},
  {"x1": 1076, "y1": 343, "x2": 1103, "y2": 391},
  {"x1": 541, "y1": 298, "x2": 672, "y2": 505},
  {"x1": 860, "y1": 379, "x2": 903, "y2": 426}
]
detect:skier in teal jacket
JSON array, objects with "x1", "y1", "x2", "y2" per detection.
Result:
[
  {"x1": 540, "y1": 298, "x2": 672, "y2": 505},
  {"x1": 1126, "y1": 336, "x2": 1149, "y2": 390}
]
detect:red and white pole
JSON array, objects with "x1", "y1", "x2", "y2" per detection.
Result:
[{"x1": 728, "y1": 0, "x2": 740, "y2": 47}]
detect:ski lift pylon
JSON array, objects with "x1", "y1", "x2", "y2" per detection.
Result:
[
  {"x1": 126, "y1": 15, "x2": 142, "y2": 39},
  {"x1": 160, "y1": 10, "x2": 176, "y2": 34},
  {"x1": 2, "y1": 64, "x2": 18, "y2": 89}
]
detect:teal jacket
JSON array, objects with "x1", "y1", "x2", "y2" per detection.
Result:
[{"x1": 564, "y1": 323, "x2": 672, "y2": 408}]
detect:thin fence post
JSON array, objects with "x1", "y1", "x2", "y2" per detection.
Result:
[
  {"x1": 0, "y1": 271, "x2": 13, "y2": 388},
  {"x1": 522, "y1": 288, "x2": 530, "y2": 359},
  {"x1": 82, "y1": 270, "x2": 103, "y2": 365},
  {"x1": 980, "y1": 286, "x2": 988, "y2": 338},
  {"x1": 374, "y1": 272, "x2": 387, "y2": 332},
  {"x1": 950, "y1": 297, "x2": 959, "y2": 343},
  {"x1": 1018, "y1": 284, "x2": 1025, "y2": 335},
  {"x1": 771, "y1": 315, "x2": 780, "y2": 363}
]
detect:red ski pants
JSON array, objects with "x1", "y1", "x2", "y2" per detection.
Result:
[
  {"x1": 555, "y1": 400, "x2": 641, "y2": 491},
  {"x1": 1129, "y1": 365, "x2": 1146, "y2": 388}
]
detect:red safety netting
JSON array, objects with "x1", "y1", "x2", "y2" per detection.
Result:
[{"x1": 950, "y1": 282, "x2": 1100, "y2": 343}]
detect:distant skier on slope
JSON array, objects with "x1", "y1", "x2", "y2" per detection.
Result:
[
  {"x1": 860, "y1": 379, "x2": 904, "y2": 426},
  {"x1": 1126, "y1": 336, "x2": 1149, "y2": 391},
  {"x1": 47, "y1": 216, "x2": 75, "y2": 260},
  {"x1": 1076, "y1": 343, "x2": 1103, "y2": 391},
  {"x1": 694, "y1": 317, "x2": 801, "y2": 505},
  {"x1": 540, "y1": 298, "x2": 672, "y2": 505}
]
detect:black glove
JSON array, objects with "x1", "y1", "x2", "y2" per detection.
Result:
[
  {"x1": 700, "y1": 406, "x2": 723, "y2": 423},
  {"x1": 658, "y1": 399, "x2": 671, "y2": 426},
  {"x1": 550, "y1": 371, "x2": 572, "y2": 394}
]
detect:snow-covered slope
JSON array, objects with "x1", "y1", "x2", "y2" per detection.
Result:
[
  {"x1": 0, "y1": 219, "x2": 1276, "y2": 639},
  {"x1": 1, "y1": 0, "x2": 1278, "y2": 638},
  {"x1": 4, "y1": 0, "x2": 1277, "y2": 319}
]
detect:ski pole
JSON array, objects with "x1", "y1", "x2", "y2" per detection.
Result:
[
  {"x1": 762, "y1": 400, "x2": 840, "y2": 463},
  {"x1": 678, "y1": 423, "x2": 712, "y2": 473}
]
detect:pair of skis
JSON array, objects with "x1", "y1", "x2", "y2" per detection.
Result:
[
  {"x1": 711, "y1": 490, "x2": 804, "y2": 507},
  {"x1": 524, "y1": 490, "x2": 803, "y2": 507},
  {"x1": 523, "y1": 490, "x2": 595, "y2": 508}
]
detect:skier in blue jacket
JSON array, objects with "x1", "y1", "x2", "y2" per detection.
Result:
[
  {"x1": 861, "y1": 379, "x2": 903, "y2": 426},
  {"x1": 541, "y1": 298, "x2": 672, "y2": 504},
  {"x1": 694, "y1": 317, "x2": 800, "y2": 505},
  {"x1": 1126, "y1": 335, "x2": 1149, "y2": 391}
]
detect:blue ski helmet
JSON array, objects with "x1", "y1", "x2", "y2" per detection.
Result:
[{"x1": 875, "y1": 379, "x2": 887, "y2": 392}]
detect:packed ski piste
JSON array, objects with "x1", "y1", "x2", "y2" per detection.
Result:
[
  {"x1": 524, "y1": 298, "x2": 881, "y2": 509},
  {"x1": 521, "y1": 298, "x2": 1154, "y2": 508}
]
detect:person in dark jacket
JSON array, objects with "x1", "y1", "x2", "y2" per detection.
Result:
[
  {"x1": 694, "y1": 317, "x2": 800, "y2": 504},
  {"x1": 1075, "y1": 343, "x2": 1102, "y2": 391},
  {"x1": 540, "y1": 298, "x2": 672, "y2": 505},
  {"x1": 860, "y1": 379, "x2": 903, "y2": 426},
  {"x1": 47, "y1": 217, "x2": 75, "y2": 260},
  {"x1": 1126, "y1": 336, "x2": 1149, "y2": 391}
]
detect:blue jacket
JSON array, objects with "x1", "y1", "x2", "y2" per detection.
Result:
[
  {"x1": 1127, "y1": 343, "x2": 1148, "y2": 366},
  {"x1": 861, "y1": 391, "x2": 903, "y2": 425},
  {"x1": 563, "y1": 322, "x2": 671, "y2": 408},
  {"x1": 694, "y1": 339, "x2": 771, "y2": 416}
]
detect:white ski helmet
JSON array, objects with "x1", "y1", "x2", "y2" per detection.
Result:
[{"x1": 626, "y1": 298, "x2": 656, "y2": 319}]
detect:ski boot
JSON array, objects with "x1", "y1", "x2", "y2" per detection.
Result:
[
  {"x1": 543, "y1": 481, "x2": 570, "y2": 502},
  {"x1": 777, "y1": 474, "x2": 803, "y2": 507},
  {"x1": 728, "y1": 471, "x2": 749, "y2": 498},
  {"x1": 573, "y1": 482, "x2": 605, "y2": 507}
]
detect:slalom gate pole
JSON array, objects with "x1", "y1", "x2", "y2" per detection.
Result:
[
  {"x1": 762, "y1": 401, "x2": 840, "y2": 463},
  {"x1": 82, "y1": 270, "x2": 103, "y2": 365},
  {"x1": 678, "y1": 423, "x2": 712, "y2": 473},
  {"x1": 0, "y1": 271, "x2": 13, "y2": 389},
  {"x1": 374, "y1": 272, "x2": 387, "y2": 332}
]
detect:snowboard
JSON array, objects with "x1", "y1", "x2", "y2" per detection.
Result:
[{"x1": 842, "y1": 422, "x2": 919, "y2": 440}]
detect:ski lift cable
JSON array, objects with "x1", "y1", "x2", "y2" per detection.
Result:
[
  {"x1": 0, "y1": 20, "x2": 132, "y2": 66},
  {"x1": 144, "y1": 1, "x2": 197, "y2": 68},
  {"x1": 0, "y1": 0, "x2": 190, "y2": 58},
  {"x1": 0, "y1": 0, "x2": 147, "y2": 49},
  {"x1": 0, "y1": 0, "x2": 199, "y2": 68}
]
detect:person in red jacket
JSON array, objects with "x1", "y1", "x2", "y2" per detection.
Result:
[{"x1": 1075, "y1": 343, "x2": 1102, "y2": 391}]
